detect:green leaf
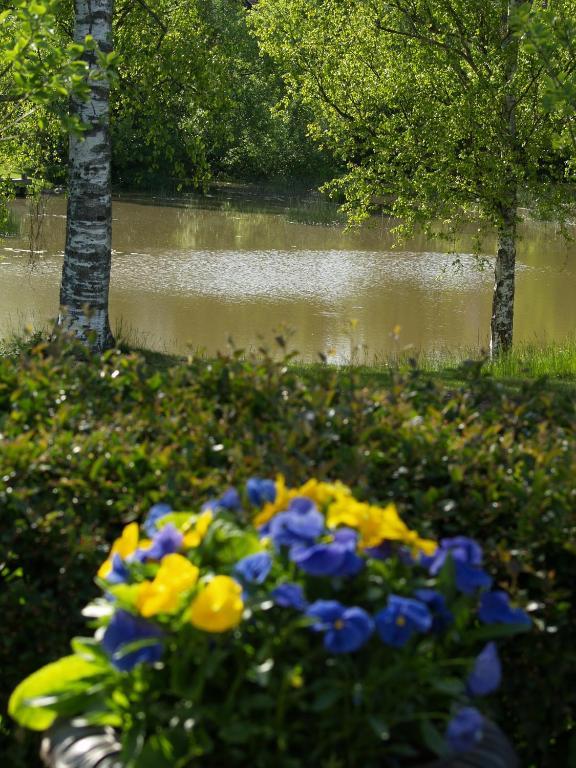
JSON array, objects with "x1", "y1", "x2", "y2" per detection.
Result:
[
  {"x1": 431, "y1": 677, "x2": 465, "y2": 697},
  {"x1": 157, "y1": 512, "x2": 197, "y2": 531},
  {"x1": 308, "y1": 686, "x2": 341, "y2": 712},
  {"x1": 368, "y1": 715, "x2": 390, "y2": 741},
  {"x1": 70, "y1": 636, "x2": 110, "y2": 663},
  {"x1": 133, "y1": 734, "x2": 175, "y2": 768},
  {"x1": 8, "y1": 655, "x2": 109, "y2": 730},
  {"x1": 464, "y1": 622, "x2": 532, "y2": 644},
  {"x1": 420, "y1": 719, "x2": 449, "y2": 758}
]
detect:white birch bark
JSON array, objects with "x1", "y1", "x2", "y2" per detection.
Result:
[
  {"x1": 491, "y1": 207, "x2": 517, "y2": 356},
  {"x1": 490, "y1": 0, "x2": 529, "y2": 357},
  {"x1": 58, "y1": 0, "x2": 115, "y2": 352},
  {"x1": 490, "y1": 0, "x2": 523, "y2": 357}
]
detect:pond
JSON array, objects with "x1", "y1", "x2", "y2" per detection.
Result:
[{"x1": 1, "y1": 192, "x2": 575, "y2": 362}]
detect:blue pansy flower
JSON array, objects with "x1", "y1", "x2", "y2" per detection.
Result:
[
  {"x1": 467, "y1": 642, "x2": 501, "y2": 697},
  {"x1": 426, "y1": 537, "x2": 484, "y2": 574},
  {"x1": 143, "y1": 502, "x2": 172, "y2": 537},
  {"x1": 233, "y1": 552, "x2": 272, "y2": 585},
  {"x1": 106, "y1": 553, "x2": 130, "y2": 585},
  {"x1": 375, "y1": 595, "x2": 432, "y2": 648},
  {"x1": 137, "y1": 523, "x2": 183, "y2": 562},
  {"x1": 268, "y1": 503, "x2": 325, "y2": 549},
  {"x1": 365, "y1": 543, "x2": 419, "y2": 566},
  {"x1": 288, "y1": 497, "x2": 316, "y2": 514},
  {"x1": 291, "y1": 528, "x2": 363, "y2": 577},
  {"x1": 218, "y1": 487, "x2": 241, "y2": 510},
  {"x1": 424, "y1": 536, "x2": 491, "y2": 594},
  {"x1": 446, "y1": 707, "x2": 484, "y2": 753},
  {"x1": 306, "y1": 600, "x2": 374, "y2": 654},
  {"x1": 247, "y1": 478, "x2": 276, "y2": 507},
  {"x1": 364, "y1": 542, "x2": 394, "y2": 561},
  {"x1": 272, "y1": 582, "x2": 308, "y2": 611},
  {"x1": 454, "y1": 562, "x2": 493, "y2": 595},
  {"x1": 202, "y1": 487, "x2": 241, "y2": 514},
  {"x1": 414, "y1": 589, "x2": 454, "y2": 633},
  {"x1": 102, "y1": 610, "x2": 163, "y2": 671},
  {"x1": 478, "y1": 591, "x2": 531, "y2": 626}
]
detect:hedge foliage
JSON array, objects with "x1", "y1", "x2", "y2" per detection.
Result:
[{"x1": 0, "y1": 341, "x2": 575, "y2": 767}]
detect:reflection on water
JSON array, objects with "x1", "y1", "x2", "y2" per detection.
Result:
[{"x1": 0, "y1": 195, "x2": 574, "y2": 361}]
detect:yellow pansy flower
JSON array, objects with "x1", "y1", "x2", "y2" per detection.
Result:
[
  {"x1": 190, "y1": 575, "x2": 244, "y2": 633},
  {"x1": 253, "y1": 476, "x2": 354, "y2": 527},
  {"x1": 97, "y1": 522, "x2": 151, "y2": 579},
  {"x1": 137, "y1": 553, "x2": 199, "y2": 617},
  {"x1": 402, "y1": 530, "x2": 438, "y2": 557},
  {"x1": 297, "y1": 478, "x2": 352, "y2": 508},
  {"x1": 182, "y1": 510, "x2": 213, "y2": 549},
  {"x1": 327, "y1": 498, "x2": 437, "y2": 555}
]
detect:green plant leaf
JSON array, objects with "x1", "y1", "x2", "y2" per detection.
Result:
[{"x1": 8, "y1": 654, "x2": 108, "y2": 730}]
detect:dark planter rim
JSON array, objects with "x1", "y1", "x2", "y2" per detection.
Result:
[{"x1": 41, "y1": 718, "x2": 519, "y2": 768}]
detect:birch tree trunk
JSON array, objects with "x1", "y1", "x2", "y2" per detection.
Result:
[
  {"x1": 58, "y1": 0, "x2": 115, "y2": 352},
  {"x1": 490, "y1": 206, "x2": 517, "y2": 355},
  {"x1": 490, "y1": 0, "x2": 523, "y2": 357}
]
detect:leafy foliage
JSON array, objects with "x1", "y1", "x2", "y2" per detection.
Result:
[
  {"x1": 0, "y1": 340, "x2": 575, "y2": 766},
  {"x1": 252, "y1": 0, "x2": 576, "y2": 230}
]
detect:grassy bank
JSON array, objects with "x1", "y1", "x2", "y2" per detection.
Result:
[
  {"x1": 0, "y1": 338, "x2": 575, "y2": 766},
  {"x1": 119, "y1": 338, "x2": 576, "y2": 389}
]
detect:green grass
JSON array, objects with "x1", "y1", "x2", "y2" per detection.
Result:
[
  {"x1": 4, "y1": 326, "x2": 576, "y2": 389},
  {"x1": 320, "y1": 339, "x2": 576, "y2": 391}
]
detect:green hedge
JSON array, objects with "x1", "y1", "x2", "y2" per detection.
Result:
[{"x1": 0, "y1": 343, "x2": 574, "y2": 767}]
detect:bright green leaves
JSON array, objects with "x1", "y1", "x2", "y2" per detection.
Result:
[
  {"x1": 8, "y1": 654, "x2": 111, "y2": 730},
  {"x1": 253, "y1": 0, "x2": 576, "y2": 231},
  {"x1": 1, "y1": 0, "x2": 87, "y2": 105},
  {"x1": 513, "y1": 0, "x2": 576, "y2": 152}
]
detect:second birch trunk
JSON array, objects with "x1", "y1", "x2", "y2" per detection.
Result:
[{"x1": 490, "y1": 208, "x2": 517, "y2": 356}]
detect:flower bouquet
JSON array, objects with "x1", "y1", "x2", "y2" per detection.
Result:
[{"x1": 9, "y1": 477, "x2": 530, "y2": 768}]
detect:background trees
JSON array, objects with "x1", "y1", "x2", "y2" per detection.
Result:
[
  {"x1": 1, "y1": 1, "x2": 88, "y2": 224},
  {"x1": 253, "y1": 0, "x2": 576, "y2": 353},
  {"x1": 4, "y1": 0, "x2": 576, "y2": 354}
]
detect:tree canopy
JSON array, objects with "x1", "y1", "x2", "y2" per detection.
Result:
[{"x1": 254, "y1": 0, "x2": 575, "y2": 228}]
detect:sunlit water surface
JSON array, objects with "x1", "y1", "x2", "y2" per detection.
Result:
[{"x1": 1, "y1": 194, "x2": 575, "y2": 361}]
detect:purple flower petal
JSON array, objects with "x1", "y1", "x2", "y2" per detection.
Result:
[
  {"x1": 102, "y1": 610, "x2": 163, "y2": 671},
  {"x1": 306, "y1": 599, "x2": 344, "y2": 629},
  {"x1": 454, "y1": 561, "x2": 493, "y2": 595},
  {"x1": 143, "y1": 503, "x2": 172, "y2": 537},
  {"x1": 375, "y1": 595, "x2": 432, "y2": 648},
  {"x1": 233, "y1": 552, "x2": 272, "y2": 585},
  {"x1": 268, "y1": 507, "x2": 325, "y2": 549},
  {"x1": 306, "y1": 600, "x2": 373, "y2": 653},
  {"x1": 414, "y1": 589, "x2": 453, "y2": 633},
  {"x1": 137, "y1": 523, "x2": 183, "y2": 562},
  {"x1": 105, "y1": 553, "x2": 130, "y2": 585},
  {"x1": 478, "y1": 591, "x2": 531, "y2": 626},
  {"x1": 324, "y1": 608, "x2": 374, "y2": 653},
  {"x1": 219, "y1": 487, "x2": 241, "y2": 510},
  {"x1": 428, "y1": 537, "x2": 483, "y2": 576},
  {"x1": 272, "y1": 582, "x2": 308, "y2": 610},
  {"x1": 467, "y1": 642, "x2": 502, "y2": 697},
  {"x1": 247, "y1": 478, "x2": 276, "y2": 507},
  {"x1": 291, "y1": 540, "x2": 363, "y2": 578},
  {"x1": 446, "y1": 707, "x2": 484, "y2": 753}
]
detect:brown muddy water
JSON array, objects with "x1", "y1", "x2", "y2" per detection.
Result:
[{"x1": 1, "y1": 194, "x2": 575, "y2": 362}]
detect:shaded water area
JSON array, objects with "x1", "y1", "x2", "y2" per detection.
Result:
[{"x1": 1, "y1": 191, "x2": 575, "y2": 361}]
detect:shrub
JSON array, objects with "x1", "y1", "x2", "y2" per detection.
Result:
[{"x1": 0, "y1": 341, "x2": 575, "y2": 765}]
